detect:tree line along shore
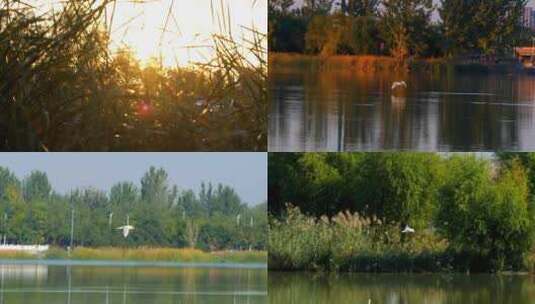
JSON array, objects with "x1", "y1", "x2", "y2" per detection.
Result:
[
  {"x1": 269, "y1": 0, "x2": 530, "y2": 67},
  {"x1": 0, "y1": 166, "x2": 267, "y2": 258},
  {"x1": 269, "y1": 153, "x2": 535, "y2": 273}
]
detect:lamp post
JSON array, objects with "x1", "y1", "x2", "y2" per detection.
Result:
[{"x1": 68, "y1": 208, "x2": 74, "y2": 257}]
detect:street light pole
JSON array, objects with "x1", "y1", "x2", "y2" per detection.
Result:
[{"x1": 69, "y1": 208, "x2": 74, "y2": 256}]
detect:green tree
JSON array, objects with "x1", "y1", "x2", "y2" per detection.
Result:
[
  {"x1": 356, "y1": 153, "x2": 443, "y2": 229},
  {"x1": 141, "y1": 167, "x2": 170, "y2": 205},
  {"x1": 437, "y1": 156, "x2": 534, "y2": 270},
  {"x1": 303, "y1": 0, "x2": 335, "y2": 16},
  {"x1": 381, "y1": 0, "x2": 433, "y2": 64},
  {"x1": 339, "y1": 0, "x2": 379, "y2": 16},
  {"x1": 0, "y1": 167, "x2": 20, "y2": 202},
  {"x1": 23, "y1": 171, "x2": 51, "y2": 202},
  {"x1": 212, "y1": 184, "x2": 244, "y2": 216},
  {"x1": 440, "y1": 0, "x2": 526, "y2": 56}
]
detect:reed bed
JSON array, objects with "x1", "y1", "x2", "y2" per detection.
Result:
[
  {"x1": 269, "y1": 52, "x2": 454, "y2": 73},
  {"x1": 269, "y1": 206, "x2": 452, "y2": 272},
  {"x1": 0, "y1": 247, "x2": 266, "y2": 263},
  {"x1": 0, "y1": 0, "x2": 266, "y2": 151},
  {"x1": 0, "y1": 250, "x2": 34, "y2": 259}
]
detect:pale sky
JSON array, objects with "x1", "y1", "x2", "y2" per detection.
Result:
[
  {"x1": 293, "y1": 0, "x2": 535, "y2": 20},
  {"x1": 108, "y1": 0, "x2": 267, "y2": 66},
  {"x1": 32, "y1": 0, "x2": 267, "y2": 67},
  {"x1": 0, "y1": 153, "x2": 267, "y2": 205}
]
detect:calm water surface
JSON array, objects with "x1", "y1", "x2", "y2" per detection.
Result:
[
  {"x1": 269, "y1": 272, "x2": 535, "y2": 304},
  {"x1": 0, "y1": 260, "x2": 267, "y2": 304},
  {"x1": 269, "y1": 68, "x2": 535, "y2": 151}
]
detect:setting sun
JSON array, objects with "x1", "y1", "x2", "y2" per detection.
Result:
[
  {"x1": 107, "y1": 0, "x2": 266, "y2": 66},
  {"x1": 3, "y1": 0, "x2": 267, "y2": 151}
]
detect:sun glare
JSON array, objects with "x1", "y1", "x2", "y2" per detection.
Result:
[{"x1": 106, "y1": 0, "x2": 267, "y2": 67}]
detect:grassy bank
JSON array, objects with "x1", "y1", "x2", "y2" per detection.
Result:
[
  {"x1": 0, "y1": 247, "x2": 267, "y2": 264},
  {"x1": 269, "y1": 52, "x2": 447, "y2": 72},
  {"x1": 269, "y1": 52, "x2": 518, "y2": 73},
  {"x1": 269, "y1": 207, "x2": 535, "y2": 273}
]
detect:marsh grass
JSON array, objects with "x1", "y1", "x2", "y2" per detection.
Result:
[
  {"x1": 269, "y1": 206, "x2": 450, "y2": 272},
  {"x1": 0, "y1": 247, "x2": 267, "y2": 263},
  {"x1": 71, "y1": 247, "x2": 266, "y2": 263},
  {"x1": 0, "y1": 250, "x2": 34, "y2": 259},
  {"x1": 0, "y1": 0, "x2": 266, "y2": 151},
  {"x1": 269, "y1": 52, "x2": 453, "y2": 73}
]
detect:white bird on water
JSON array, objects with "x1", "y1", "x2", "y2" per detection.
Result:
[
  {"x1": 401, "y1": 224, "x2": 415, "y2": 234},
  {"x1": 116, "y1": 215, "x2": 135, "y2": 238},
  {"x1": 391, "y1": 81, "x2": 407, "y2": 90},
  {"x1": 391, "y1": 81, "x2": 407, "y2": 97}
]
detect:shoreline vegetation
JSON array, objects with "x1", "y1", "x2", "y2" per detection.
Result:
[
  {"x1": 269, "y1": 52, "x2": 523, "y2": 73},
  {"x1": 269, "y1": 206, "x2": 535, "y2": 274},
  {"x1": 269, "y1": 153, "x2": 535, "y2": 274},
  {"x1": 0, "y1": 247, "x2": 267, "y2": 264},
  {"x1": 269, "y1": 1, "x2": 529, "y2": 71},
  {"x1": 0, "y1": 166, "x2": 267, "y2": 255}
]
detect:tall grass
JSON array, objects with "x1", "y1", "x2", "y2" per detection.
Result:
[
  {"x1": 269, "y1": 206, "x2": 451, "y2": 272},
  {"x1": 0, "y1": 247, "x2": 267, "y2": 263},
  {"x1": 0, "y1": 0, "x2": 266, "y2": 151},
  {"x1": 269, "y1": 53, "x2": 449, "y2": 72}
]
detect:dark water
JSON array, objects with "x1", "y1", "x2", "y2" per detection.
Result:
[
  {"x1": 269, "y1": 68, "x2": 535, "y2": 151},
  {"x1": 0, "y1": 261, "x2": 267, "y2": 304},
  {"x1": 269, "y1": 272, "x2": 535, "y2": 304}
]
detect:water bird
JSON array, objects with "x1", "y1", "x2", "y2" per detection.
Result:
[
  {"x1": 401, "y1": 225, "x2": 415, "y2": 234},
  {"x1": 116, "y1": 215, "x2": 134, "y2": 238},
  {"x1": 391, "y1": 81, "x2": 407, "y2": 97}
]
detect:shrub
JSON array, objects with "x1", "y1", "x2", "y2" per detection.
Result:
[{"x1": 438, "y1": 157, "x2": 535, "y2": 271}]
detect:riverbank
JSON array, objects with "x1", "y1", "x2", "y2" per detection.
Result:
[
  {"x1": 269, "y1": 207, "x2": 535, "y2": 274},
  {"x1": 0, "y1": 247, "x2": 267, "y2": 264},
  {"x1": 269, "y1": 52, "x2": 520, "y2": 73}
]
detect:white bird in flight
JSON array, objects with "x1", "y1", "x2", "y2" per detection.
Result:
[
  {"x1": 401, "y1": 224, "x2": 415, "y2": 234},
  {"x1": 116, "y1": 215, "x2": 135, "y2": 238}
]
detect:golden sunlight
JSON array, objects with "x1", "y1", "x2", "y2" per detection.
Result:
[{"x1": 107, "y1": 0, "x2": 267, "y2": 66}]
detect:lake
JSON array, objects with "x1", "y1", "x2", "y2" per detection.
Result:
[
  {"x1": 269, "y1": 272, "x2": 535, "y2": 304},
  {"x1": 0, "y1": 260, "x2": 267, "y2": 304},
  {"x1": 269, "y1": 67, "x2": 535, "y2": 151}
]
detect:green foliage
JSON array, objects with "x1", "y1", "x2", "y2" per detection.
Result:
[
  {"x1": 381, "y1": 0, "x2": 434, "y2": 64},
  {"x1": 305, "y1": 14, "x2": 382, "y2": 56},
  {"x1": 269, "y1": 206, "x2": 449, "y2": 272},
  {"x1": 437, "y1": 157, "x2": 535, "y2": 270},
  {"x1": 269, "y1": 3, "x2": 308, "y2": 53},
  {"x1": 339, "y1": 0, "x2": 380, "y2": 16},
  {"x1": 270, "y1": 0, "x2": 527, "y2": 60},
  {"x1": 269, "y1": 153, "x2": 535, "y2": 272},
  {"x1": 22, "y1": 171, "x2": 51, "y2": 202},
  {"x1": 440, "y1": 0, "x2": 526, "y2": 56},
  {"x1": 269, "y1": 153, "x2": 442, "y2": 227},
  {"x1": 39, "y1": 247, "x2": 267, "y2": 263},
  {"x1": 357, "y1": 153, "x2": 443, "y2": 229},
  {"x1": 0, "y1": 166, "x2": 267, "y2": 251}
]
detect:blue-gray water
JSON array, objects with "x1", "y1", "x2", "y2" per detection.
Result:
[
  {"x1": 269, "y1": 272, "x2": 535, "y2": 304},
  {"x1": 0, "y1": 261, "x2": 267, "y2": 304},
  {"x1": 269, "y1": 68, "x2": 535, "y2": 151}
]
